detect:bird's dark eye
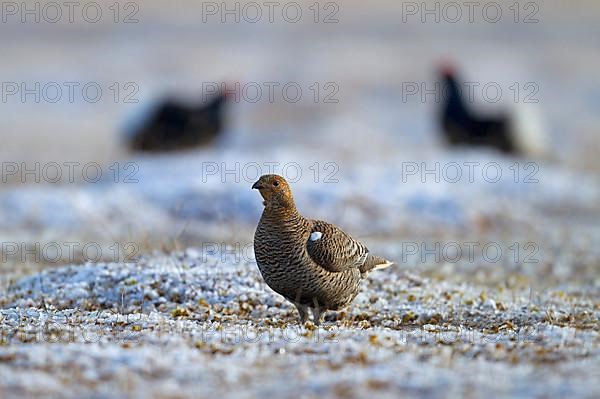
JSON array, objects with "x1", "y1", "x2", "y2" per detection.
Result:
[{"x1": 273, "y1": 181, "x2": 279, "y2": 187}]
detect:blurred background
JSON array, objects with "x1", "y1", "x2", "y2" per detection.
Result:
[{"x1": 0, "y1": 0, "x2": 599, "y2": 289}]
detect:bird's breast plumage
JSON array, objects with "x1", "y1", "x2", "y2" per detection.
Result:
[{"x1": 253, "y1": 210, "x2": 362, "y2": 310}]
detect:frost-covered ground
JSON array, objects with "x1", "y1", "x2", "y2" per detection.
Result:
[
  {"x1": 1, "y1": 1, "x2": 600, "y2": 398},
  {"x1": 1, "y1": 251, "x2": 598, "y2": 399},
  {"x1": 0, "y1": 147, "x2": 598, "y2": 398}
]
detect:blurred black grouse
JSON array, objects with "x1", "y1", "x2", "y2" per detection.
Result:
[
  {"x1": 439, "y1": 66, "x2": 516, "y2": 154},
  {"x1": 128, "y1": 92, "x2": 228, "y2": 152}
]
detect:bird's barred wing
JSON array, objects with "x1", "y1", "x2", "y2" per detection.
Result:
[{"x1": 306, "y1": 220, "x2": 369, "y2": 273}]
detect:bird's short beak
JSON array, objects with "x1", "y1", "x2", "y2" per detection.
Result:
[{"x1": 252, "y1": 181, "x2": 262, "y2": 190}]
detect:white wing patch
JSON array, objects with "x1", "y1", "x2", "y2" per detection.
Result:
[{"x1": 309, "y1": 232, "x2": 323, "y2": 241}]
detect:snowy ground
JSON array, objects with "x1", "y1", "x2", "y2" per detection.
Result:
[
  {"x1": 0, "y1": 148, "x2": 598, "y2": 398},
  {"x1": 1, "y1": 251, "x2": 598, "y2": 399},
  {"x1": 1, "y1": 1, "x2": 600, "y2": 398}
]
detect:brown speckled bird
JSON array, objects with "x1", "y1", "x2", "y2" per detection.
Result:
[{"x1": 252, "y1": 174, "x2": 393, "y2": 324}]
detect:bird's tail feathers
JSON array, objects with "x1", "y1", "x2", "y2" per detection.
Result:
[
  {"x1": 360, "y1": 255, "x2": 394, "y2": 276},
  {"x1": 373, "y1": 260, "x2": 394, "y2": 270}
]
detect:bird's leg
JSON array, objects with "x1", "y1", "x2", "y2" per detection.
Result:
[
  {"x1": 312, "y1": 298, "x2": 325, "y2": 326},
  {"x1": 292, "y1": 289, "x2": 309, "y2": 324},
  {"x1": 294, "y1": 303, "x2": 309, "y2": 324}
]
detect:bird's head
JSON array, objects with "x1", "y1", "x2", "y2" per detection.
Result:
[
  {"x1": 252, "y1": 174, "x2": 295, "y2": 210},
  {"x1": 438, "y1": 61, "x2": 456, "y2": 79}
]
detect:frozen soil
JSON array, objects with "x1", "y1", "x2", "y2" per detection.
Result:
[
  {"x1": 0, "y1": 249, "x2": 598, "y2": 399},
  {"x1": 1, "y1": 1, "x2": 600, "y2": 397},
  {"x1": 0, "y1": 145, "x2": 599, "y2": 399}
]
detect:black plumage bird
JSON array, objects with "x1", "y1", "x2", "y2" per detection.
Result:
[
  {"x1": 128, "y1": 92, "x2": 228, "y2": 152},
  {"x1": 439, "y1": 66, "x2": 517, "y2": 154}
]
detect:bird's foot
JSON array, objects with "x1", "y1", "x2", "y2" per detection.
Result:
[
  {"x1": 312, "y1": 307, "x2": 325, "y2": 326},
  {"x1": 294, "y1": 303, "x2": 309, "y2": 324}
]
